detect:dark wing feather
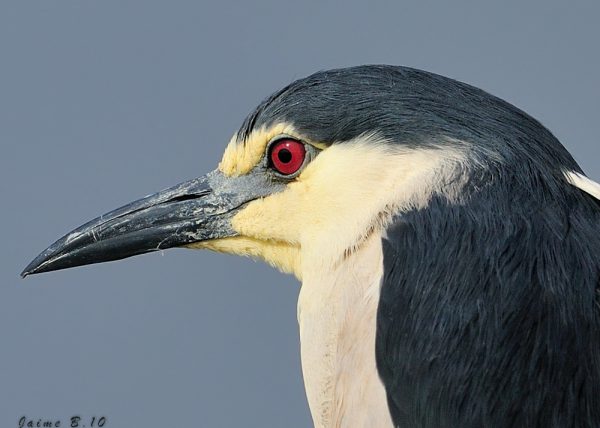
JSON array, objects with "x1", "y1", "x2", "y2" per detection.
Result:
[{"x1": 376, "y1": 185, "x2": 600, "y2": 428}]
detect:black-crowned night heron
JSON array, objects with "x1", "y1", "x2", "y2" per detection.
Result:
[{"x1": 22, "y1": 65, "x2": 600, "y2": 428}]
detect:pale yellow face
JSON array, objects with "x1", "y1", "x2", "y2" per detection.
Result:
[{"x1": 189, "y1": 122, "x2": 462, "y2": 281}]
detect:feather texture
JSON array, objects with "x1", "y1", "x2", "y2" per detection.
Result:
[{"x1": 377, "y1": 167, "x2": 600, "y2": 427}]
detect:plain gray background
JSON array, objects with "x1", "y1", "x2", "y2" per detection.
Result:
[{"x1": 2, "y1": 1, "x2": 599, "y2": 427}]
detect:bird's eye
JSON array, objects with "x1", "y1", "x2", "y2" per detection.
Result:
[{"x1": 269, "y1": 139, "x2": 306, "y2": 176}]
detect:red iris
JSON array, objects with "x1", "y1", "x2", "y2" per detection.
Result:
[{"x1": 269, "y1": 139, "x2": 306, "y2": 175}]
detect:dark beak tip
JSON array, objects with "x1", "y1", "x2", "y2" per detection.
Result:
[
  {"x1": 20, "y1": 248, "x2": 59, "y2": 279},
  {"x1": 20, "y1": 266, "x2": 35, "y2": 279},
  {"x1": 20, "y1": 259, "x2": 42, "y2": 278}
]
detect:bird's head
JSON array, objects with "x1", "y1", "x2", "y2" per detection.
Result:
[{"x1": 21, "y1": 65, "x2": 588, "y2": 280}]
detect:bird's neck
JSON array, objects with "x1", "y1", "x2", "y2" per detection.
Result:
[{"x1": 297, "y1": 232, "x2": 393, "y2": 428}]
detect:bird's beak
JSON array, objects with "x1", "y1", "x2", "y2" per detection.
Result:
[{"x1": 21, "y1": 169, "x2": 279, "y2": 277}]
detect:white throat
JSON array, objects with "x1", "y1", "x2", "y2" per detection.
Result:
[{"x1": 297, "y1": 232, "x2": 394, "y2": 428}]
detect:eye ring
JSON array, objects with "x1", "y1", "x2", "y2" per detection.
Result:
[{"x1": 268, "y1": 138, "x2": 307, "y2": 176}]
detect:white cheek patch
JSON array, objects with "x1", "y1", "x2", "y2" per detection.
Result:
[
  {"x1": 293, "y1": 136, "x2": 468, "y2": 272},
  {"x1": 564, "y1": 170, "x2": 600, "y2": 200}
]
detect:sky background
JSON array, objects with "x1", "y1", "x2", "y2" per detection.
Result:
[{"x1": 1, "y1": 1, "x2": 599, "y2": 427}]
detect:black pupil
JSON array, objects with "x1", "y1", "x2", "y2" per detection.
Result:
[{"x1": 278, "y1": 148, "x2": 292, "y2": 163}]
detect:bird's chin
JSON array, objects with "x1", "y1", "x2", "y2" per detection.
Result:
[{"x1": 187, "y1": 236, "x2": 302, "y2": 279}]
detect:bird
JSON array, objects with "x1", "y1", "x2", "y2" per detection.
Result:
[{"x1": 22, "y1": 65, "x2": 600, "y2": 428}]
